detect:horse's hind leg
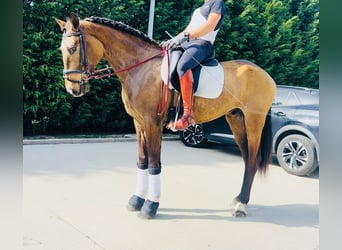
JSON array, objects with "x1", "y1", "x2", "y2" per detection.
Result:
[
  {"x1": 226, "y1": 110, "x2": 267, "y2": 216},
  {"x1": 225, "y1": 110, "x2": 249, "y2": 216}
]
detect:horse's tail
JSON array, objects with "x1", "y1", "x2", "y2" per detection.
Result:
[{"x1": 258, "y1": 109, "x2": 273, "y2": 174}]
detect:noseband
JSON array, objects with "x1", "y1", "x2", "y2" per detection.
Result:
[{"x1": 62, "y1": 28, "x2": 90, "y2": 93}]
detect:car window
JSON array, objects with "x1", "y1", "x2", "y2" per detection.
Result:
[
  {"x1": 273, "y1": 87, "x2": 319, "y2": 106},
  {"x1": 295, "y1": 91, "x2": 319, "y2": 105}
]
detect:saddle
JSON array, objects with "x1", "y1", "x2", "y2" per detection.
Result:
[{"x1": 161, "y1": 48, "x2": 224, "y2": 99}]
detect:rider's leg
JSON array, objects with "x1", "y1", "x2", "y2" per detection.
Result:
[
  {"x1": 171, "y1": 69, "x2": 195, "y2": 130},
  {"x1": 168, "y1": 40, "x2": 213, "y2": 131}
]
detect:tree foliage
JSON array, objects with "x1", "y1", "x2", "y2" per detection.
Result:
[{"x1": 23, "y1": 0, "x2": 319, "y2": 135}]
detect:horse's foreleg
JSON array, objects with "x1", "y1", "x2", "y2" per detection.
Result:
[
  {"x1": 138, "y1": 122, "x2": 163, "y2": 219},
  {"x1": 127, "y1": 119, "x2": 163, "y2": 219},
  {"x1": 127, "y1": 120, "x2": 149, "y2": 211}
]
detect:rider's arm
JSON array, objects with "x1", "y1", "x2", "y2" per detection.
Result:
[{"x1": 187, "y1": 13, "x2": 222, "y2": 39}]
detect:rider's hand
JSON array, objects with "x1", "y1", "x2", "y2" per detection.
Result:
[
  {"x1": 160, "y1": 39, "x2": 172, "y2": 48},
  {"x1": 160, "y1": 33, "x2": 189, "y2": 50}
]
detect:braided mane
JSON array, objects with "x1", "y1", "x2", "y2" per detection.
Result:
[{"x1": 84, "y1": 16, "x2": 159, "y2": 47}]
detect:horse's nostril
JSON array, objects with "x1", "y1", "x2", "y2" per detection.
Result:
[
  {"x1": 66, "y1": 88, "x2": 79, "y2": 97},
  {"x1": 72, "y1": 89, "x2": 84, "y2": 97}
]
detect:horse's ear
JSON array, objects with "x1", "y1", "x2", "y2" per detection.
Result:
[
  {"x1": 69, "y1": 12, "x2": 80, "y2": 30},
  {"x1": 54, "y1": 17, "x2": 66, "y2": 31}
]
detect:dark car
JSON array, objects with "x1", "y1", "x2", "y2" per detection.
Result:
[{"x1": 179, "y1": 85, "x2": 319, "y2": 176}]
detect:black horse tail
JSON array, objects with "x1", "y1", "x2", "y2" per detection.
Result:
[{"x1": 258, "y1": 109, "x2": 273, "y2": 174}]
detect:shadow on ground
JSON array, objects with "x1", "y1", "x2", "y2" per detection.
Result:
[{"x1": 157, "y1": 203, "x2": 318, "y2": 228}]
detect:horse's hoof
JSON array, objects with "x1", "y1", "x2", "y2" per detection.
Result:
[
  {"x1": 232, "y1": 210, "x2": 247, "y2": 217},
  {"x1": 127, "y1": 195, "x2": 145, "y2": 211},
  {"x1": 232, "y1": 202, "x2": 247, "y2": 217},
  {"x1": 138, "y1": 200, "x2": 159, "y2": 219}
]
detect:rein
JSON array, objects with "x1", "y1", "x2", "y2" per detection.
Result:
[{"x1": 88, "y1": 52, "x2": 163, "y2": 79}]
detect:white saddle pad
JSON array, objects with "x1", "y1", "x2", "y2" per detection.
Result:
[{"x1": 161, "y1": 55, "x2": 224, "y2": 99}]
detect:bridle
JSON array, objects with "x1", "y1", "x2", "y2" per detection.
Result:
[
  {"x1": 62, "y1": 27, "x2": 163, "y2": 87},
  {"x1": 62, "y1": 28, "x2": 90, "y2": 94},
  {"x1": 62, "y1": 27, "x2": 168, "y2": 113}
]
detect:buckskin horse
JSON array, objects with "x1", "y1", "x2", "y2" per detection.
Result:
[{"x1": 55, "y1": 13, "x2": 276, "y2": 219}]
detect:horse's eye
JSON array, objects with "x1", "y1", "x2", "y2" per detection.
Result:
[{"x1": 68, "y1": 46, "x2": 77, "y2": 54}]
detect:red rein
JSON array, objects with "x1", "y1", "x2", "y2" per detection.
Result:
[
  {"x1": 88, "y1": 49, "x2": 170, "y2": 116},
  {"x1": 88, "y1": 51, "x2": 164, "y2": 79}
]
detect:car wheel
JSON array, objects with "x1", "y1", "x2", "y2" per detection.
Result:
[
  {"x1": 179, "y1": 124, "x2": 208, "y2": 147},
  {"x1": 276, "y1": 134, "x2": 318, "y2": 176}
]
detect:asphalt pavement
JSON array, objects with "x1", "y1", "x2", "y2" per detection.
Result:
[{"x1": 23, "y1": 136, "x2": 319, "y2": 250}]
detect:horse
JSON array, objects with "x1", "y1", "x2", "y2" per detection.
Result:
[{"x1": 55, "y1": 13, "x2": 276, "y2": 219}]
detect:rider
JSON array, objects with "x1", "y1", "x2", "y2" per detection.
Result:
[{"x1": 162, "y1": 0, "x2": 226, "y2": 131}]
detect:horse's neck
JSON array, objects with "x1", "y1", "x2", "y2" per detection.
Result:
[
  {"x1": 90, "y1": 26, "x2": 159, "y2": 73},
  {"x1": 85, "y1": 23, "x2": 161, "y2": 95},
  {"x1": 105, "y1": 31, "x2": 161, "y2": 89}
]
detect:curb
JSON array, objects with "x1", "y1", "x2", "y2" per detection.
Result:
[{"x1": 23, "y1": 134, "x2": 180, "y2": 145}]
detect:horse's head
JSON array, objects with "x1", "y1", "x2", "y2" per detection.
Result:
[{"x1": 55, "y1": 13, "x2": 103, "y2": 97}]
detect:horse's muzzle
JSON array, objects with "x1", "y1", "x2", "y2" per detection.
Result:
[{"x1": 66, "y1": 82, "x2": 89, "y2": 97}]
